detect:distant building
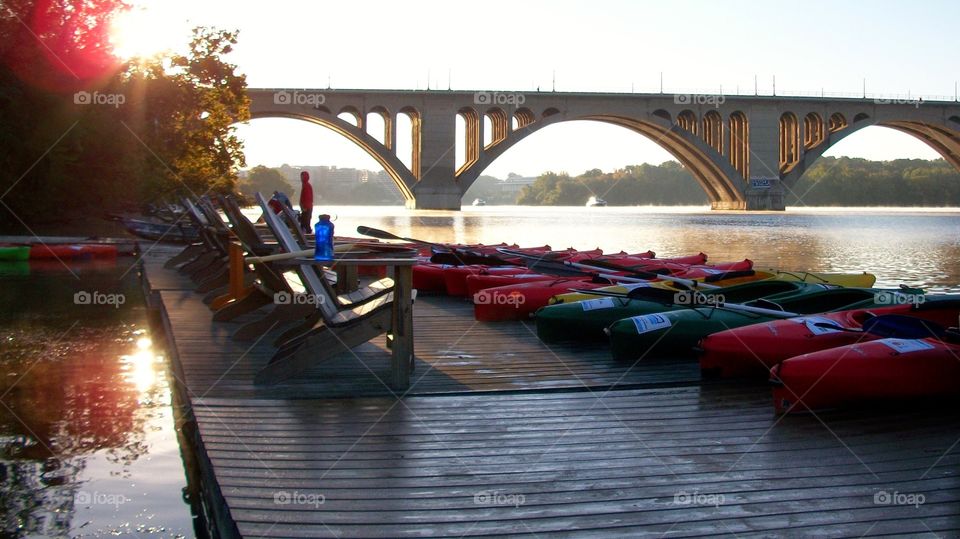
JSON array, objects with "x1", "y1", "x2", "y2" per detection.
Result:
[{"x1": 499, "y1": 173, "x2": 537, "y2": 197}]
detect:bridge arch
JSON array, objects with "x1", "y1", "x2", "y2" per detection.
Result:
[
  {"x1": 829, "y1": 112, "x2": 847, "y2": 132},
  {"x1": 457, "y1": 112, "x2": 747, "y2": 209},
  {"x1": 246, "y1": 110, "x2": 417, "y2": 203},
  {"x1": 779, "y1": 112, "x2": 800, "y2": 173},
  {"x1": 804, "y1": 112, "x2": 824, "y2": 149},
  {"x1": 366, "y1": 106, "x2": 391, "y2": 148},
  {"x1": 676, "y1": 110, "x2": 698, "y2": 135},
  {"x1": 781, "y1": 116, "x2": 960, "y2": 190}
]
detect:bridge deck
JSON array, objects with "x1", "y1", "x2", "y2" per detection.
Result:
[{"x1": 143, "y1": 248, "x2": 960, "y2": 538}]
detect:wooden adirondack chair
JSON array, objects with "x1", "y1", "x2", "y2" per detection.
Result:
[{"x1": 252, "y1": 192, "x2": 413, "y2": 385}]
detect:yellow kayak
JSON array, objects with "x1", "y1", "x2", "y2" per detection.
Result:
[{"x1": 549, "y1": 270, "x2": 876, "y2": 304}]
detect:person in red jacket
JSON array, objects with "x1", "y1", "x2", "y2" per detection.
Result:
[{"x1": 298, "y1": 171, "x2": 313, "y2": 232}]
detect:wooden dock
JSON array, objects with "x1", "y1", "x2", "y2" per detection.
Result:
[{"x1": 142, "y1": 247, "x2": 960, "y2": 538}]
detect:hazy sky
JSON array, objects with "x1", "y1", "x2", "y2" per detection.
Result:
[{"x1": 124, "y1": 0, "x2": 959, "y2": 177}]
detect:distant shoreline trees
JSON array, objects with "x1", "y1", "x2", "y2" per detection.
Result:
[{"x1": 495, "y1": 157, "x2": 960, "y2": 207}]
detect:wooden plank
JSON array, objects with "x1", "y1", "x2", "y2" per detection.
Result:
[{"x1": 143, "y1": 258, "x2": 960, "y2": 538}]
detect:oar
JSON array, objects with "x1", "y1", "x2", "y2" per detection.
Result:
[
  {"x1": 358, "y1": 226, "x2": 517, "y2": 266},
  {"x1": 356, "y1": 225, "x2": 438, "y2": 247},
  {"x1": 566, "y1": 260, "x2": 722, "y2": 289}
]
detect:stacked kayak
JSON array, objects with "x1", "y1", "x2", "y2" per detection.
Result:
[
  {"x1": 699, "y1": 297, "x2": 960, "y2": 378},
  {"x1": 535, "y1": 280, "x2": 833, "y2": 343},
  {"x1": 771, "y1": 328, "x2": 960, "y2": 414},
  {"x1": 550, "y1": 270, "x2": 877, "y2": 305},
  {"x1": 0, "y1": 246, "x2": 30, "y2": 261},
  {"x1": 606, "y1": 287, "x2": 926, "y2": 360},
  {"x1": 0, "y1": 243, "x2": 118, "y2": 260},
  {"x1": 474, "y1": 259, "x2": 756, "y2": 321}
]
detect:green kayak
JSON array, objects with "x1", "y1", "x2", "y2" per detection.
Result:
[
  {"x1": 0, "y1": 246, "x2": 30, "y2": 261},
  {"x1": 535, "y1": 280, "x2": 834, "y2": 343},
  {"x1": 607, "y1": 287, "x2": 926, "y2": 361}
]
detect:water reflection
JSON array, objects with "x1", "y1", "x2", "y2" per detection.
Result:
[
  {"x1": 0, "y1": 259, "x2": 193, "y2": 538},
  {"x1": 314, "y1": 206, "x2": 960, "y2": 292}
]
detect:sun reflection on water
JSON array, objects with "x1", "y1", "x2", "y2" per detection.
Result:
[{"x1": 120, "y1": 336, "x2": 161, "y2": 395}]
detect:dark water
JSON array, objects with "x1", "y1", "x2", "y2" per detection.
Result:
[{"x1": 0, "y1": 259, "x2": 196, "y2": 538}]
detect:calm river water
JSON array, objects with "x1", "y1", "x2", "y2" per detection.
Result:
[{"x1": 1, "y1": 206, "x2": 959, "y2": 537}]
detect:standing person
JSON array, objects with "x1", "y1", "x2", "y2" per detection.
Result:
[{"x1": 298, "y1": 171, "x2": 314, "y2": 232}]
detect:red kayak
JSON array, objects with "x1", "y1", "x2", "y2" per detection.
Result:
[
  {"x1": 464, "y1": 255, "x2": 727, "y2": 297},
  {"x1": 29, "y1": 244, "x2": 118, "y2": 259},
  {"x1": 471, "y1": 259, "x2": 754, "y2": 321},
  {"x1": 444, "y1": 250, "x2": 659, "y2": 297},
  {"x1": 699, "y1": 301, "x2": 960, "y2": 378},
  {"x1": 474, "y1": 277, "x2": 608, "y2": 321},
  {"x1": 771, "y1": 335, "x2": 960, "y2": 414}
]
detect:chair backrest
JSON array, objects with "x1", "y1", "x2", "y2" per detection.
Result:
[
  {"x1": 279, "y1": 204, "x2": 309, "y2": 247},
  {"x1": 256, "y1": 192, "x2": 340, "y2": 320},
  {"x1": 220, "y1": 195, "x2": 267, "y2": 253},
  {"x1": 182, "y1": 197, "x2": 224, "y2": 254}
]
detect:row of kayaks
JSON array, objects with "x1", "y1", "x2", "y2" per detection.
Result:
[
  {"x1": 0, "y1": 243, "x2": 119, "y2": 261},
  {"x1": 412, "y1": 245, "x2": 960, "y2": 414}
]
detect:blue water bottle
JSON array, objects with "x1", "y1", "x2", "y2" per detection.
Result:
[{"x1": 313, "y1": 214, "x2": 334, "y2": 261}]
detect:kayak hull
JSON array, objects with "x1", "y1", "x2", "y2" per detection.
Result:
[
  {"x1": 700, "y1": 301, "x2": 960, "y2": 378},
  {"x1": 771, "y1": 337, "x2": 960, "y2": 414},
  {"x1": 0, "y1": 246, "x2": 31, "y2": 261},
  {"x1": 536, "y1": 280, "x2": 820, "y2": 344},
  {"x1": 473, "y1": 278, "x2": 605, "y2": 321},
  {"x1": 607, "y1": 288, "x2": 917, "y2": 361},
  {"x1": 29, "y1": 244, "x2": 118, "y2": 259}
]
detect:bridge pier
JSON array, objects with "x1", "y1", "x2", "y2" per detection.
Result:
[{"x1": 405, "y1": 187, "x2": 462, "y2": 210}]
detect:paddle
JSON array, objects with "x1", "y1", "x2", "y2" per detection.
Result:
[
  {"x1": 357, "y1": 226, "x2": 515, "y2": 266},
  {"x1": 356, "y1": 225, "x2": 437, "y2": 247}
]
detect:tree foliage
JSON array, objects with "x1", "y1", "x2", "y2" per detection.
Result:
[
  {"x1": 514, "y1": 158, "x2": 960, "y2": 206},
  {"x1": 0, "y1": 2, "x2": 248, "y2": 227},
  {"x1": 239, "y1": 165, "x2": 293, "y2": 198},
  {"x1": 516, "y1": 162, "x2": 708, "y2": 205}
]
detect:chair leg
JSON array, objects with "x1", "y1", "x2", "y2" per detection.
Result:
[
  {"x1": 190, "y1": 258, "x2": 226, "y2": 283},
  {"x1": 233, "y1": 303, "x2": 315, "y2": 341},
  {"x1": 179, "y1": 251, "x2": 218, "y2": 275},
  {"x1": 272, "y1": 311, "x2": 323, "y2": 348},
  {"x1": 164, "y1": 244, "x2": 205, "y2": 269},
  {"x1": 212, "y1": 288, "x2": 273, "y2": 322},
  {"x1": 195, "y1": 267, "x2": 229, "y2": 293},
  {"x1": 255, "y1": 309, "x2": 392, "y2": 385},
  {"x1": 203, "y1": 274, "x2": 255, "y2": 304}
]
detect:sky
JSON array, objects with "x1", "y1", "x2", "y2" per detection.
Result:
[{"x1": 119, "y1": 0, "x2": 959, "y2": 178}]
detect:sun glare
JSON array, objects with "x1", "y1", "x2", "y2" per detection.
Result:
[{"x1": 109, "y1": 6, "x2": 174, "y2": 61}]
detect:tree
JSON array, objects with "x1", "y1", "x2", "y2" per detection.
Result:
[
  {"x1": 0, "y1": 3, "x2": 250, "y2": 227},
  {"x1": 131, "y1": 27, "x2": 250, "y2": 201},
  {"x1": 239, "y1": 166, "x2": 293, "y2": 198}
]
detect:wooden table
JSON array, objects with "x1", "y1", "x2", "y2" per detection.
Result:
[{"x1": 293, "y1": 255, "x2": 418, "y2": 390}]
